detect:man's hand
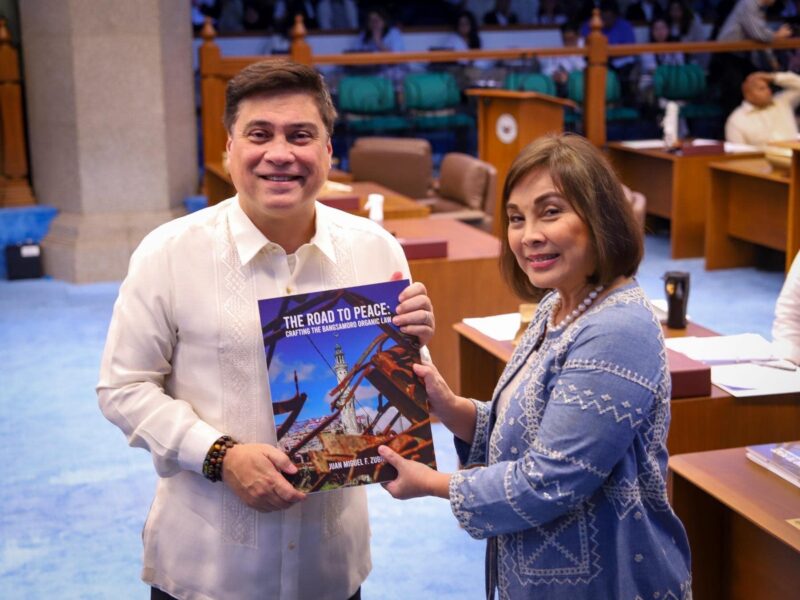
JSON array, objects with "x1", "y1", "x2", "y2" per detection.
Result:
[
  {"x1": 390, "y1": 272, "x2": 435, "y2": 347},
  {"x1": 378, "y1": 444, "x2": 450, "y2": 500},
  {"x1": 222, "y1": 443, "x2": 306, "y2": 512}
]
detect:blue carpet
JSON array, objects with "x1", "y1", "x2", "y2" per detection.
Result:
[{"x1": 0, "y1": 231, "x2": 784, "y2": 598}]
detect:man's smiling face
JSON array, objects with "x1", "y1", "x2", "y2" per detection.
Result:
[{"x1": 226, "y1": 91, "x2": 332, "y2": 232}]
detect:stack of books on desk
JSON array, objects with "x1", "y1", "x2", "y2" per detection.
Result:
[{"x1": 746, "y1": 442, "x2": 800, "y2": 488}]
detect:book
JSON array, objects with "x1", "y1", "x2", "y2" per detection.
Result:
[
  {"x1": 258, "y1": 279, "x2": 437, "y2": 493},
  {"x1": 746, "y1": 442, "x2": 800, "y2": 489},
  {"x1": 771, "y1": 442, "x2": 800, "y2": 477}
]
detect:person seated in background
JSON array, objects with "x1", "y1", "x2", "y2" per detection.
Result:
[
  {"x1": 443, "y1": 9, "x2": 483, "y2": 56},
  {"x1": 273, "y1": 0, "x2": 319, "y2": 30},
  {"x1": 378, "y1": 133, "x2": 691, "y2": 600},
  {"x1": 540, "y1": 21, "x2": 586, "y2": 97},
  {"x1": 483, "y1": 0, "x2": 519, "y2": 25},
  {"x1": 441, "y1": 9, "x2": 495, "y2": 74},
  {"x1": 725, "y1": 71, "x2": 800, "y2": 146},
  {"x1": 581, "y1": 0, "x2": 638, "y2": 98},
  {"x1": 666, "y1": 0, "x2": 709, "y2": 67},
  {"x1": 667, "y1": 0, "x2": 707, "y2": 43},
  {"x1": 317, "y1": 0, "x2": 359, "y2": 30},
  {"x1": 773, "y1": 250, "x2": 800, "y2": 364},
  {"x1": 353, "y1": 8, "x2": 408, "y2": 84},
  {"x1": 714, "y1": 0, "x2": 794, "y2": 114},
  {"x1": 626, "y1": 0, "x2": 666, "y2": 22},
  {"x1": 536, "y1": 0, "x2": 569, "y2": 25},
  {"x1": 240, "y1": 0, "x2": 281, "y2": 32},
  {"x1": 357, "y1": 8, "x2": 405, "y2": 53},
  {"x1": 638, "y1": 17, "x2": 686, "y2": 108}
]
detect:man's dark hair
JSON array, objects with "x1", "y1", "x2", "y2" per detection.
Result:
[{"x1": 224, "y1": 60, "x2": 337, "y2": 136}]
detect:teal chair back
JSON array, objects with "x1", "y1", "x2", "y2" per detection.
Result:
[
  {"x1": 504, "y1": 72, "x2": 557, "y2": 96},
  {"x1": 653, "y1": 64, "x2": 706, "y2": 101},
  {"x1": 403, "y1": 72, "x2": 461, "y2": 110},
  {"x1": 566, "y1": 69, "x2": 639, "y2": 124},
  {"x1": 566, "y1": 69, "x2": 622, "y2": 104},
  {"x1": 338, "y1": 76, "x2": 397, "y2": 114}
]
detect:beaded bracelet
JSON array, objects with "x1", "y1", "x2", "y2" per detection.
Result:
[{"x1": 202, "y1": 435, "x2": 237, "y2": 482}]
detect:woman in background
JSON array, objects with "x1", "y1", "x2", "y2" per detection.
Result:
[
  {"x1": 357, "y1": 8, "x2": 405, "y2": 53},
  {"x1": 666, "y1": 0, "x2": 709, "y2": 67},
  {"x1": 441, "y1": 10, "x2": 494, "y2": 72},
  {"x1": 379, "y1": 134, "x2": 692, "y2": 600}
]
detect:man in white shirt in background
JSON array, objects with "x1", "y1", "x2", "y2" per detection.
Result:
[
  {"x1": 97, "y1": 60, "x2": 435, "y2": 600},
  {"x1": 725, "y1": 71, "x2": 800, "y2": 147},
  {"x1": 540, "y1": 21, "x2": 586, "y2": 97}
]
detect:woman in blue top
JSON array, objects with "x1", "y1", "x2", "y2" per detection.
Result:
[
  {"x1": 379, "y1": 134, "x2": 692, "y2": 600},
  {"x1": 357, "y1": 8, "x2": 405, "y2": 53}
]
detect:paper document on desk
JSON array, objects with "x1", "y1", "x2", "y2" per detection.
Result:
[
  {"x1": 463, "y1": 313, "x2": 520, "y2": 341},
  {"x1": 664, "y1": 333, "x2": 776, "y2": 364},
  {"x1": 665, "y1": 334, "x2": 800, "y2": 396},
  {"x1": 724, "y1": 141, "x2": 759, "y2": 154},
  {"x1": 648, "y1": 298, "x2": 691, "y2": 323},
  {"x1": 619, "y1": 139, "x2": 666, "y2": 150},
  {"x1": 711, "y1": 363, "x2": 800, "y2": 397}
]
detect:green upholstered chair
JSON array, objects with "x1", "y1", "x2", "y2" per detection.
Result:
[
  {"x1": 653, "y1": 63, "x2": 723, "y2": 121},
  {"x1": 504, "y1": 72, "x2": 557, "y2": 96},
  {"x1": 402, "y1": 72, "x2": 474, "y2": 130},
  {"x1": 566, "y1": 69, "x2": 640, "y2": 123},
  {"x1": 337, "y1": 75, "x2": 410, "y2": 133}
]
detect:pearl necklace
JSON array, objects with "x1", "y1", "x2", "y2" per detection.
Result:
[{"x1": 551, "y1": 285, "x2": 604, "y2": 331}]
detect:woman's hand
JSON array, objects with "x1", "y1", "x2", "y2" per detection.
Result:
[
  {"x1": 413, "y1": 361, "x2": 477, "y2": 444},
  {"x1": 378, "y1": 445, "x2": 450, "y2": 500},
  {"x1": 412, "y1": 361, "x2": 455, "y2": 417}
]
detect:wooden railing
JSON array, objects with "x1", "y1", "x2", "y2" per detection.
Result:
[
  {"x1": 199, "y1": 9, "x2": 800, "y2": 191},
  {"x1": 0, "y1": 18, "x2": 33, "y2": 207}
]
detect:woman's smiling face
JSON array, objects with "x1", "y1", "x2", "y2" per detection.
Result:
[{"x1": 506, "y1": 168, "x2": 596, "y2": 298}]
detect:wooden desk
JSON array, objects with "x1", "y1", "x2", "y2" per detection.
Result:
[
  {"x1": 670, "y1": 447, "x2": 800, "y2": 600},
  {"x1": 322, "y1": 181, "x2": 430, "y2": 220},
  {"x1": 607, "y1": 143, "x2": 761, "y2": 258},
  {"x1": 707, "y1": 157, "x2": 798, "y2": 272},
  {"x1": 204, "y1": 163, "x2": 430, "y2": 220},
  {"x1": 454, "y1": 320, "x2": 800, "y2": 455},
  {"x1": 385, "y1": 218, "x2": 521, "y2": 394}
]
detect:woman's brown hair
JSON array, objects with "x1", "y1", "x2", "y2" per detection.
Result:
[{"x1": 500, "y1": 133, "x2": 643, "y2": 301}]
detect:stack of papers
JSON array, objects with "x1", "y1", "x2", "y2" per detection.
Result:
[
  {"x1": 462, "y1": 313, "x2": 520, "y2": 342},
  {"x1": 665, "y1": 334, "x2": 800, "y2": 397}
]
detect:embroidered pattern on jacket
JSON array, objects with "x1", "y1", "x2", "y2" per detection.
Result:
[
  {"x1": 452, "y1": 286, "x2": 690, "y2": 598},
  {"x1": 218, "y1": 213, "x2": 258, "y2": 548},
  {"x1": 501, "y1": 501, "x2": 601, "y2": 584}
]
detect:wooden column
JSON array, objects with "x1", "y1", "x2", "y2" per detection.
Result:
[
  {"x1": 290, "y1": 15, "x2": 312, "y2": 65},
  {"x1": 0, "y1": 17, "x2": 34, "y2": 207},
  {"x1": 199, "y1": 19, "x2": 227, "y2": 173},
  {"x1": 584, "y1": 9, "x2": 608, "y2": 148}
]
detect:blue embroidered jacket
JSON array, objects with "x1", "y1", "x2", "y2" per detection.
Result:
[{"x1": 450, "y1": 283, "x2": 692, "y2": 599}]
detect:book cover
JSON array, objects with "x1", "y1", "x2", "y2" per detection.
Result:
[
  {"x1": 258, "y1": 280, "x2": 437, "y2": 493},
  {"x1": 771, "y1": 442, "x2": 800, "y2": 477},
  {"x1": 746, "y1": 442, "x2": 800, "y2": 489}
]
